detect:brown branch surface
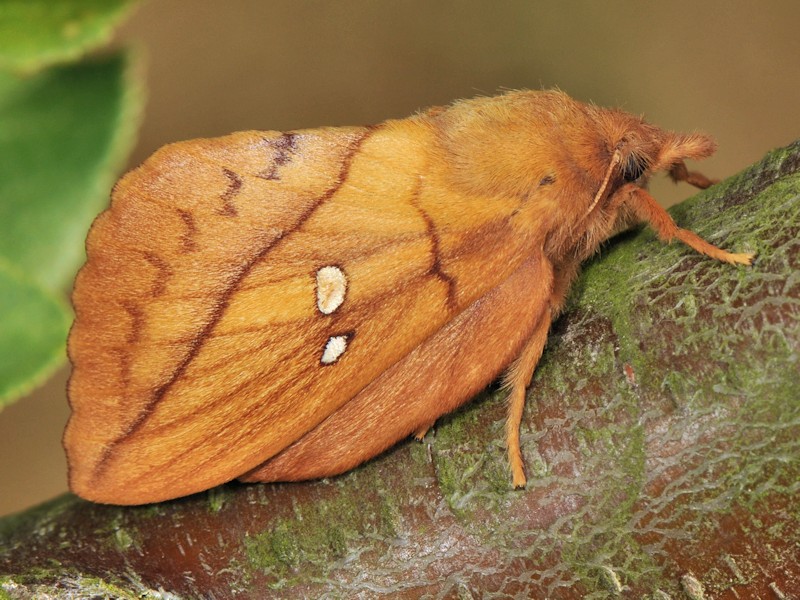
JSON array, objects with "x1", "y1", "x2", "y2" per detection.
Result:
[{"x1": 1, "y1": 141, "x2": 799, "y2": 599}]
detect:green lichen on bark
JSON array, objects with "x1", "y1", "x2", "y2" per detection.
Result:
[
  {"x1": 1, "y1": 142, "x2": 798, "y2": 599},
  {"x1": 240, "y1": 471, "x2": 405, "y2": 588}
]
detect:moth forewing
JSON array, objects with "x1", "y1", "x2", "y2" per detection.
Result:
[{"x1": 66, "y1": 106, "x2": 541, "y2": 504}]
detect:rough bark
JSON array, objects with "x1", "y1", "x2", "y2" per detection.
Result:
[{"x1": 1, "y1": 141, "x2": 798, "y2": 599}]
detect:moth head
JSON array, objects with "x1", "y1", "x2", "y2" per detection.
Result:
[
  {"x1": 542, "y1": 105, "x2": 719, "y2": 263},
  {"x1": 584, "y1": 108, "x2": 717, "y2": 223},
  {"x1": 600, "y1": 108, "x2": 714, "y2": 178}
]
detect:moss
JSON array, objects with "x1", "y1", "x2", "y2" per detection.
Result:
[
  {"x1": 244, "y1": 518, "x2": 345, "y2": 588},
  {"x1": 245, "y1": 522, "x2": 300, "y2": 574},
  {"x1": 680, "y1": 573, "x2": 706, "y2": 600},
  {"x1": 525, "y1": 446, "x2": 549, "y2": 478},
  {"x1": 408, "y1": 433, "x2": 432, "y2": 467},
  {"x1": 596, "y1": 564, "x2": 624, "y2": 593},
  {"x1": 94, "y1": 509, "x2": 141, "y2": 555},
  {"x1": 113, "y1": 527, "x2": 134, "y2": 551},
  {"x1": 135, "y1": 503, "x2": 166, "y2": 519},
  {"x1": 242, "y1": 471, "x2": 409, "y2": 588},
  {"x1": 0, "y1": 494, "x2": 79, "y2": 548},
  {"x1": 378, "y1": 494, "x2": 400, "y2": 538},
  {"x1": 0, "y1": 571, "x2": 174, "y2": 600},
  {"x1": 431, "y1": 391, "x2": 516, "y2": 518},
  {"x1": 207, "y1": 485, "x2": 232, "y2": 513}
]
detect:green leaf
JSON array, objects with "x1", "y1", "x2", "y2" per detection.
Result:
[
  {"x1": 0, "y1": 50, "x2": 143, "y2": 292},
  {"x1": 0, "y1": 0, "x2": 138, "y2": 73},
  {"x1": 0, "y1": 258, "x2": 71, "y2": 408}
]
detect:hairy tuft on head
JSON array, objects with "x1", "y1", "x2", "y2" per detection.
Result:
[{"x1": 653, "y1": 132, "x2": 717, "y2": 172}]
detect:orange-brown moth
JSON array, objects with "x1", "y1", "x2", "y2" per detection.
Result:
[{"x1": 65, "y1": 90, "x2": 752, "y2": 505}]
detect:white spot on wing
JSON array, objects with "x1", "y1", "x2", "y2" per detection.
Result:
[
  {"x1": 316, "y1": 266, "x2": 347, "y2": 314},
  {"x1": 321, "y1": 334, "x2": 348, "y2": 364}
]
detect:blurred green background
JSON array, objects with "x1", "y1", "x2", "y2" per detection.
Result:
[{"x1": 1, "y1": 0, "x2": 798, "y2": 516}]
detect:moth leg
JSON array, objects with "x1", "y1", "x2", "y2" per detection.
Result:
[
  {"x1": 626, "y1": 186, "x2": 753, "y2": 265},
  {"x1": 669, "y1": 160, "x2": 717, "y2": 189},
  {"x1": 502, "y1": 311, "x2": 551, "y2": 488},
  {"x1": 413, "y1": 422, "x2": 435, "y2": 440}
]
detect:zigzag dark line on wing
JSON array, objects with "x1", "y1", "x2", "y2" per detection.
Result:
[
  {"x1": 218, "y1": 168, "x2": 242, "y2": 216},
  {"x1": 92, "y1": 126, "x2": 377, "y2": 480},
  {"x1": 176, "y1": 208, "x2": 198, "y2": 253},
  {"x1": 116, "y1": 301, "x2": 144, "y2": 392},
  {"x1": 408, "y1": 177, "x2": 458, "y2": 309},
  {"x1": 140, "y1": 251, "x2": 171, "y2": 297},
  {"x1": 258, "y1": 132, "x2": 299, "y2": 181}
]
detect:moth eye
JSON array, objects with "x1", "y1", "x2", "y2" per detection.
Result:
[{"x1": 622, "y1": 155, "x2": 647, "y2": 183}]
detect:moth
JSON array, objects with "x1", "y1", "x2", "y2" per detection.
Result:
[{"x1": 65, "y1": 90, "x2": 752, "y2": 505}]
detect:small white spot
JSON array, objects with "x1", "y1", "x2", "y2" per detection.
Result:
[
  {"x1": 320, "y1": 334, "x2": 348, "y2": 364},
  {"x1": 316, "y1": 265, "x2": 347, "y2": 314}
]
